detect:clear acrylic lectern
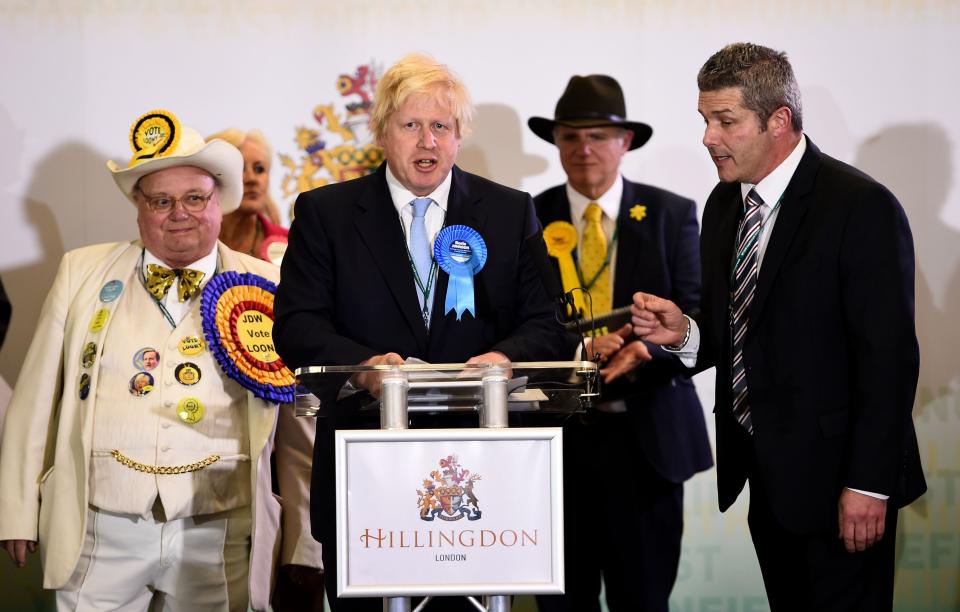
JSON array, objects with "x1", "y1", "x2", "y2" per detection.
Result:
[{"x1": 295, "y1": 361, "x2": 599, "y2": 612}]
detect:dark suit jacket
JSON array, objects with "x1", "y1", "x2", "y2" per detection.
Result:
[
  {"x1": 536, "y1": 179, "x2": 713, "y2": 483},
  {"x1": 697, "y1": 137, "x2": 925, "y2": 533},
  {"x1": 274, "y1": 164, "x2": 571, "y2": 395}
]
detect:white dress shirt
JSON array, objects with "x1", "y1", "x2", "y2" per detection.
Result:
[
  {"x1": 385, "y1": 164, "x2": 452, "y2": 252},
  {"x1": 566, "y1": 177, "x2": 624, "y2": 288}
]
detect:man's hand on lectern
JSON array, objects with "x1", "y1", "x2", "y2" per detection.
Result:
[
  {"x1": 466, "y1": 351, "x2": 512, "y2": 378},
  {"x1": 352, "y1": 353, "x2": 404, "y2": 397}
]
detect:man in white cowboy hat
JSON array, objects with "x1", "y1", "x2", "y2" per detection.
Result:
[
  {"x1": 528, "y1": 75, "x2": 712, "y2": 612},
  {"x1": 0, "y1": 110, "x2": 321, "y2": 611}
]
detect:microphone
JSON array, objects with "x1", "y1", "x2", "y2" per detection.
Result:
[{"x1": 525, "y1": 233, "x2": 599, "y2": 407}]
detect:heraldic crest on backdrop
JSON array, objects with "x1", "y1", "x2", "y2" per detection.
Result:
[{"x1": 279, "y1": 60, "x2": 385, "y2": 216}]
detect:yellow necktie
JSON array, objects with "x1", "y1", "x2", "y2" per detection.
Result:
[
  {"x1": 145, "y1": 264, "x2": 205, "y2": 302},
  {"x1": 581, "y1": 202, "x2": 611, "y2": 316}
]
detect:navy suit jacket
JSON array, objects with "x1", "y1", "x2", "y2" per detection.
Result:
[
  {"x1": 697, "y1": 137, "x2": 926, "y2": 533},
  {"x1": 535, "y1": 178, "x2": 713, "y2": 483},
  {"x1": 275, "y1": 164, "x2": 571, "y2": 397}
]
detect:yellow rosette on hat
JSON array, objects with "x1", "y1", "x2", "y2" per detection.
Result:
[
  {"x1": 107, "y1": 109, "x2": 244, "y2": 214},
  {"x1": 129, "y1": 110, "x2": 182, "y2": 164}
]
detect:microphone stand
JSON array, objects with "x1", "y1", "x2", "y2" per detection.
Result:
[{"x1": 564, "y1": 289, "x2": 601, "y2": 410}]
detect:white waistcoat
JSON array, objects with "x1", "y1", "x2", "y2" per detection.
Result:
[{"x1": 88, "y1": 263, "x2": 251, "y2": 520}]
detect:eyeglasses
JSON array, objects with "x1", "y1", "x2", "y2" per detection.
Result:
[{"x1": 139, "y1": 190, "x2": 216, "y2": 214}]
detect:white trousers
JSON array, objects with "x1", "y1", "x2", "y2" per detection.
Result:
[{"x1": 55, "y1": 506, "x2": 251, "y2": 612}]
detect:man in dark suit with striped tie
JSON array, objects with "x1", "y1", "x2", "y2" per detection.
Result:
[{"x1": 631, "y1": 43, "x2": 925, "y2": 611}]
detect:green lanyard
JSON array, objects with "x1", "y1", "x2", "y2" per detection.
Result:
[
  {"x1": 576, "y1": 225, "x2": 619, "y2": 290},
  {"x1": 405, "y1": 246, "x2": 438, "y2": 330}
]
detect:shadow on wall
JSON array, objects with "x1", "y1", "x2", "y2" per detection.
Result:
[
  {"x1": 854, "y1": 123, "x2": 958, "y2": 404},
  {"x1": 856, "y1": 124, "x2": 960, "y2": 610},
  {"x1": 0, "y1": 139, "x2": 115, "y2": 386},
  {"x1": 457, "y1": 103, "x2": 549, "y2": 190},
  {"x1": 0, "y1": 142, "x2": 124, "y2": 612}
]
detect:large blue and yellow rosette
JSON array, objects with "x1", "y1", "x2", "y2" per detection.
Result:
[
  {"x1": 201, "y1": 272, "x2": 295, "y2": 403},
  {"x1": 434, "y1": 225, "x2": 487, "y2": 320}
]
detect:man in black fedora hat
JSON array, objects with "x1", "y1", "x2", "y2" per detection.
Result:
[{"x1": 529, "y1": 74, "x2": 713, "y2": 612}]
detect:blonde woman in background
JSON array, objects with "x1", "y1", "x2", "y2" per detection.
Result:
[
  {"x1": 208, "y1": 129, "x2": 289, "y2": 264},
  {"x1": 207, "y1": 133, "x2": 321, "y2": 611}
]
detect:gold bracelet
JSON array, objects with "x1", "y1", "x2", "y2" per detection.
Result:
[{"x1": 111, "y1": 449, "x2": 220, "y2": 475}]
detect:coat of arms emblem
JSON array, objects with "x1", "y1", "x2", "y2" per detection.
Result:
[
  {"x1": 279, "y1": 61, "x2": 384, "y2": 216},
  {"x1": 416, "y1": 455, "x2": 481, "y2": 522}
]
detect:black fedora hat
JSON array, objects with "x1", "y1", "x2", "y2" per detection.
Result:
[{"x1": 528, "y1": 74, "x2": 652, "y2": 151}]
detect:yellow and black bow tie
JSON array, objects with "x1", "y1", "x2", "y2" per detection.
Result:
[{"x1": 145, "y1": 264, "x2": 205, "y2": 302}]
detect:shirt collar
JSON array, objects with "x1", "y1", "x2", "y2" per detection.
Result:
[
  {"x1": 385, "y1": 163, "x2": 453, "y2": 214},
  {"x1": 566, "y1": 176, "x2": 624, "y2": 222},
  {"x1": 142, "y1": 245, "x2": 218, "y2": 283},
  {"x1": 740, "y1": 135, "x2": 807, "y2": 208}
]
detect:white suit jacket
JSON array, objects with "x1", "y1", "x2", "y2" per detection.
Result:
[{"x1": 0, "y1": 240, "x2": 321, "y2": 610}]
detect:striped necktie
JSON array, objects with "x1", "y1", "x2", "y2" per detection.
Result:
[{"x1": 730, "y1": 189, "x2": 765, "y2": 434}]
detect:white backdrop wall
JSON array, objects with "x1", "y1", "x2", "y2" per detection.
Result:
[{"x1": 0, "y1": 2, "x2": 957, "y2": 610}]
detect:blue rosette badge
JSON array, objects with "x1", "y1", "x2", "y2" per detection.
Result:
[{"x1": 434, "y1": 225, "x2": 487, "y2": 320}]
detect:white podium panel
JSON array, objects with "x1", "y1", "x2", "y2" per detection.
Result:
[{"x1": 336, "y1": 427, "x2": 564, "y2": 597}]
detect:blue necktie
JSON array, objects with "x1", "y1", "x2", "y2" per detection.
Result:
[{"x1": 410, "y1": 197, "x2": 433, "y2": 327}]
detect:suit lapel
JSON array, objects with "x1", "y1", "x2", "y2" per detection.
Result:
[
  {"x1": 429, "y1": 166, "x2": 484, "y2": 336},
  {"x1": 613, "y1": 180, "x2": 643, "y2": 307},
  {"x1": 540, "y1": 190, "x2": 574, "y2": 226},
  {"x1": 353, "y1": 168, "x2": 430, "y2": 352},
  {"x1": 751, "y1": 139, "x2": 819, "y2": 324},
  {"x1": 714, "y1": 188, "x2": 741, "y2": 305}
]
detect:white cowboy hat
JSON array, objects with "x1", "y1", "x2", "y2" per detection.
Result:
[{"x1": 107, "y1": 109, "x2": 243, "y2": 214}]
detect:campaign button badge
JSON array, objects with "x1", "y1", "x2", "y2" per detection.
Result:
[
  {"x1": 79, "y1": 373, "x2": 91, "y2": 400},
  {"x1": 81, "y1": 342, "x2": 97, "y2": 369},
  {"x1": 134, "y1": 347, "x2": 160, "y2": 371},
  {"x1": 129, "y1": 372, "x2": 154, "y2": 397},
  {"x1": 89, "y1": 308, "x2": 110, "y2": 332},
  {"x1": 178, "y1": 335, "x2": 205, "y2": 356},
  {"x1": 177, "y1": 397, "x2": 204, "y2": 424},
  {"x1": 99, "y1": 280, "x2": 123, "y2": 303},
  {"x1": 175, "y1": 362, "x2": 201, "y2": 386}
]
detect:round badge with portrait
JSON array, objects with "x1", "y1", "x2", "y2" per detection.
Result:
[
  {"x1": 133, "y1": 347, "x2": 160, "y2": 371},
  {"x1": 81, "y1": 342, "x2": 97, "y2": 369},
  {"x1": 129, "y1": 372, "x2": 154, "y2": 397}
]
